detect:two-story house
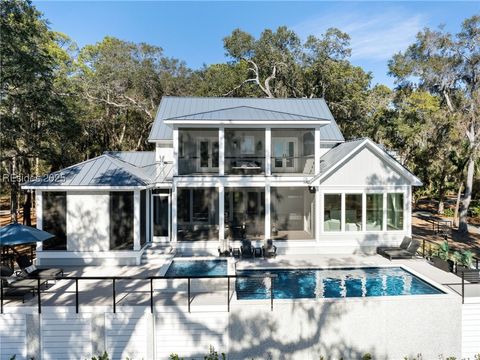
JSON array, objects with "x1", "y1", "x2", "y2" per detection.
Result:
[{"x1": 23, "y1": 97, "x2": 422, "y2": 265}]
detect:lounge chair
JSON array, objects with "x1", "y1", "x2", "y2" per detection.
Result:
[
  {"x1": 262, "y1": 239, "x2": 277, "y2": 258},
  {"x1": 16, "y1": 255, "x2": 64, "y2": 279},
  {"x1": 377, "y1": 237, "x2": 411, "y2": 257},
  {"x1": 1, "y1": 277, "x2": 47, "y2": 303},
  {"x1": 240, "y1": 240, "x2": 254, "y2": 258},
  {"x1": 384, "y1": 239, "x2": 421, "y2": 260}
]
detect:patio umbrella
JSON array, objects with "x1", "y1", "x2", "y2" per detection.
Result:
[{"x1": 0, "y1": 222, "x2": 54, "y2": 247}]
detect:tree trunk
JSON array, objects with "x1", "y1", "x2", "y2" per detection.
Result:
[
  {"x1": 437, "y1": 172, "x2": 446, "y2": 215},
  {"x1": 10, "y1": 157, "x2": 19, "y2": 223},
  {"x1": 459, "y1": 156, "x2": 475, "y2": 233},
  {"x1": 454, "y1": 182, "x2": 463, "y2": 228},
  {"x1": 23, "y1": 191, "x2": 32, "y2": 226}
]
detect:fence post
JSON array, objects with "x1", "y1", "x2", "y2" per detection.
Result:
[
  {"x1": 1, "y1": 276, "x2": 3, "y2": 314},
  {"x1": 150, "y1": 278, "x2": 154, "y2": 314},
  {"x1": 227, "y1": 277, "x2": 230, "y2": 313},
  {"x1": 75, "y1": 278, "x2": 79, "y2": 314},
  {"x1": 270, "y1": 276, "x2": 274, "y2": 311},
  {"x1": 37, "y1": 278, "x2": 41, "y2": 314},
  {"x1": 187, "y1": 278, "x2": 191, "y2": 313},
  {"x1": 422, "y1": 239, "x2": 426, "y2": 258},
  {"x1": 112, "y1": 278, "x2": 116, "y2": 313},
  {"x1": 462, "y1": 271, "x2": 465, "y2": 305}
]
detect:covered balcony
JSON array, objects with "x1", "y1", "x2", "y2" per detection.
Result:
[
  {"x1": 271, "y1": 129, "x2": 315, "y2": 175},
  {"x1": 178, "y1": 129, "x2": 219, "y2": 175},
  {"x1": 225, "y1": 129, "x2": 265, "y2": 175}
]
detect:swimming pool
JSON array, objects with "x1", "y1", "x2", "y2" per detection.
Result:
[
  {"x1": 236, "y1": 267, "x2": 444, "y2": 299},
  {"x1": 165, "y1": 259, "x2": 228, "y2": 277}
]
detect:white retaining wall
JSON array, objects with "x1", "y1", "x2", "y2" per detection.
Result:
[
  {"x1": 0, "y1": 314, "x2": 27, "y2": 360},
  {"x1": 462, "y1": 301, "x2": 480, "y2": 360}
]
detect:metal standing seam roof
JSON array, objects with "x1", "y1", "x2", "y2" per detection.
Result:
[
  {"x1": 148, "y1": 96, "x2": 345, "y2": 142},
  {"x1": 22, "y1": 153, "x2": 173, "y2": 188}
]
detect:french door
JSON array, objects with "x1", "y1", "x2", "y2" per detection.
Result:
[
  {"x1": 198, "y1": 138, "x2": 219, "y2": 172},
  {"x1": 152, "y1": 192, "x2": 170, "y2": 242},
  {"x1": 273, "y1": 138, "x2": 297, "y2": 172}
]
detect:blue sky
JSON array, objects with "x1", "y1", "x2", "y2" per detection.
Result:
[{"x1": 34, "y1": 1, "x2": 479, "y2": 88}]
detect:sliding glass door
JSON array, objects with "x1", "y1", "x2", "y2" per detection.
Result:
[{"x1": 152, "y1": 190, "x2": 170, "y2": 242}]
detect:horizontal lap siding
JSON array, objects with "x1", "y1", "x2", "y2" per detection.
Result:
[
  {"x1": 155, "y1": 312, "x2": 228, "y2": 360},
  {"x1": 0, "y1": 314, "x2": 26, "y2": 360},
  {"x1": 105, "y1": 313, "x2": 148, "y2": 360},
  {"x1": 41, "y1": 313, "x2": 92, "y2": 360},
  {"x1": 462, "y1": 303, "x2": 480, "y2": 359}
]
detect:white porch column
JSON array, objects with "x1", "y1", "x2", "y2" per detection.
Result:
[
  {"x1": 265, "y1": 127, "x2": 271, "y2": 176},
  {"x1": 315, "y1": 187, "x2": 321, "y2": 242},
  {"x1": 35, "y1": 190, "x2": 43, "y2": 252},
  {"x1": 171, "y1": 183, "x2": 177, "y2": 243},
  {"x1": 172, "y1": 127, "x2": 179, "y2": 176},
  {"x1": 265, "y1": 184, "x2": 271, "y2": 239},
  {"x1": 406, "y1": 188, "x2": 412, "y2": 236},
  {"x1": 219, "y1": 127, "x2": 225, "y2": 176},
  {"x1": 133, "y1": 190, "x2": 141, "y2": 251},
  {"x1": 383, "y1": 192, "x2": 388, "y2": 232},
  {"x1": 146, "y1": 190, "x2": 151, "y2": 242},
  {"x1": 315, "y1": 127, "x2": 321, "y2": 174},
  {"x1": 341, "y1": 192, "x2": 346, "y2": 232},
  {"x1": 219, "y1": 184, "x2": 225, "y2": 242},
  {"x1": 362, "y1": 192, "x2": 367, "y2": 232}
]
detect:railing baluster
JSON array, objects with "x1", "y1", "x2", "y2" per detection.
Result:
[
  {"x1": 150, "y1": 278, "x2": 154, "y2": 314},
  {"x1": 1, "y1": 276, "x2": 3, "y2": 314},
  {"x1": 270, "y1": 276, "x2": 274, "y2": 311},
  {"x1": 37, "y1": 277, "x2": 41, "y2": 314},
  {"x1": 187, "y1": 278, "x2": 191, "y2": 313},
  {"x1": 113, "y1": 278, "x2": 116, "y2": 313},
  {"x1": 227, "y1": 277, "x2": 230, "y2": 312},
  {"x1": 75, "y1": 278, "x2": 79, "y2": 313},
  {"x1": 462, "y1": 271, "x2": 465, "y2": 305}
]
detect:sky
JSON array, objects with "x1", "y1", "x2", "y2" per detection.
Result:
[{"x1": 34, "y1": 1, "x2": 479, "y2": 88}]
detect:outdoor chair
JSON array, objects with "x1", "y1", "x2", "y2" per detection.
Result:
[
  {"x1": 16, "y1": 255, "x2": 64, "y2": 279},
  {"x1": 262, "y1": 239, "x2": 277, "y2": 258},
  {"x1": 240, "y1": 240, "x2": 254, "y2": 258},
  {"x1": 1, "y1": 276, "x2": 47, "y2": 303},
  {"x1": 384, "y1": 239, "x2": 421, "y2": 260},
  {"x1": 377, "y1": 237, "x2": 411, "y2": 257}
]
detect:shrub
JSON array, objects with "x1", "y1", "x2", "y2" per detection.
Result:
[
  {"x1": 453, "y1": 249, "x2": 474, "y2": 268},
  {"x1": 443, "y1": 208, "x2": 455, "y2": 217}
]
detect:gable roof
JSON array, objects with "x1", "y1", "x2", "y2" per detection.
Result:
[
  {"x1": 22, "y1": 152, "x2": 173, "y2": 189},
  {"x1": 311, "y1": 138, "x2": 422, "y2": 186},
  {"x1": 148, "y1": 96, "x2": 345, "y2": 142}
]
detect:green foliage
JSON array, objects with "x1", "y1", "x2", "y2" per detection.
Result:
[
  {"x1": 443, "y1": 208, "x2": 455, "y2": 218},
  {"x1": 361, "y1": 354, "x2": 373, "y2": 360},
  {"x1": 170, "y1": 346, "x2": 225, "y2": 360},
  {"x1": 90, "y1": 352, "x2": 109, "y2": 360},
  {"x1": 453, "y1": 249, "x2": 474, "y2": 267},
  {"x1": 436, "y1": 241, "x2": 450, "y2": 261}
]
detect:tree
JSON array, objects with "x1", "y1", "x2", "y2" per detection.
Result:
[{"x1": 389, "y1": 16, "x2": 480, "y2": 232}]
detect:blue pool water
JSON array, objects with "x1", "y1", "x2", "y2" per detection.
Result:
[
  {"x1": 165, "y1": 260, "x2": 228, "y2": 277},
  {"x1": 236, "y1": 267, "x2": 444, "y2": 299}
]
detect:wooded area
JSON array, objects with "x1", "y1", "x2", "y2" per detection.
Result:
[{"x1": 0, "y1": 1, "x2": 479, "y2": 232}]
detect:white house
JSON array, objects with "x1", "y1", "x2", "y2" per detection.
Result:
[{"x1": 23, "y1": 97, "x2": 422, "y2": 265}]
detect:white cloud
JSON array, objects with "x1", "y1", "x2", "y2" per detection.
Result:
[{"x1": 293, "y1": 10, "x2": 425, "y2": 61}]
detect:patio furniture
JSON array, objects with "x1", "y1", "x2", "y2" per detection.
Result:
[
  {"x1": 377, "y1": 237, "x2": 411, "y2": 257},
  {"x1": 217, "y1": 246, "x2": 232, "y2": 257},
  {"x1": 1, "y1": 276, "x2": 47, "y2": 303},
  {"x1": 232, "y1": 248, "x2": 241, "y2": 258},
  {"x1": 240, "y1": 240, "x2": 254, "y2": 258},
  {"x1": 262, "y1": 239, "x2": 277, "y2": 258},
  {"x1": 384, "y1": 239, "x2": 421, "y2": 260},
  {"x1": 254, "y1": 247, "x2": 263, "y2": 258},
  {"x1": 16, "y1": 255, "x2": 64, "y2": 279}
]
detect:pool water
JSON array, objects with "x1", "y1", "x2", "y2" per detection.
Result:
[
  {"x1": 165, "y1": 259, "x2": 228, "y2": 277},
  {"x1": 236, "y1": 267, "x2": 444, "y2": 300}
]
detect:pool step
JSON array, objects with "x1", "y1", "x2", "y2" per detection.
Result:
[{"x1": 141, "y1": 244, "x2": 175, "y2": 264}]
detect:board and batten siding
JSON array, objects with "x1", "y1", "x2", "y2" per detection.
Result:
[
  {"x1": 0, "y1": 314, "x2": 27, "y2": 360},
  {"x1": 66, "y1": 191, "x2": 110, "y2": 252},
  {"x1": 41, "y1": 313, "x2": 92, "y2": 360},
  {"x1": 155, "y1": 311, "x2": 228, "y2": 359},
  {"x1": 321, "y1": 147, "x2": 410, "y2": 186},
  {"x1": 462, "y1": 302, "x2": 480, "y2": 359}
]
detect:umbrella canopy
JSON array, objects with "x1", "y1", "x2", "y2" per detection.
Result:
[{"x1": 0, "y1": 222, "x2": 54, "y2": 247}]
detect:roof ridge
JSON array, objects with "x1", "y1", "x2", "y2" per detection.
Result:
[
  {"x1": 162, "y1": 96, "x2": 327, "y2": 101},
  {"x1": 103, "y1": 154, "x2": 151, "y2": 184},
  {"x1": 166, "y1": 105, "x2": 328, "y2": 121}
]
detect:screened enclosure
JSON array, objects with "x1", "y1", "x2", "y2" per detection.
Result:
[
  {"x1": 109, "y1": 192, "x2": 134, "y2": 250},
  {"x1": 224, "y1": 187, "x2": 265, "y2": 240},
  {"x1": 178, "y1": 129, "x2": 219, "y2": 175},
  {"x1": 225, "y1": 129, "x2": 265, "y2": 175},
  {"x1": 177, "y1": 187, "x2": 219, "y2": 241},
  {"x1": 271, "y1": 129, "x2": 315, "y2": 175},
  {"x1": 271, "y1": 187, "x2": 315, "y2": 240},
  {"x1": 42, "y1": 192, "x2": 67, "y2": 250}
]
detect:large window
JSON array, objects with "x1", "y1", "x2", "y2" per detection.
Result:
[
  {"x1": 271, "y1": 187, "x2": 315, "y2": 240},
  {"x1": 177, "y1": 188, "x2": 219, "y2": 241},
  {"x1": 153, "y1": 190, "x2": 169, "y2": 237},
  {"x1": 387, "y1": 193, "x2": 404, "y2": 230},
  {"x1": 225, "y1": 129, "x2": 265, "y2": 175},
  {"x1": 109, "y1": 192, "x2": 134, "y2": 250},
  {"x1": 324, "y1": 194, "x2": 341, "y2": 232},
  {"x1": 345, "y1": 194, "x2": 362, "y2": 231},
  {"x1": 366, "y1": 194, "x2": 383, "y2": 231},
  {"x1": 140, "y1": 190, "x2": 147, "y2": 247},
  {"x1": 42, "y1": 192, "x2": 67, "y2": 250},
  {"x1": 271, "y1": 129, "x2": 315, "y2": 174}
]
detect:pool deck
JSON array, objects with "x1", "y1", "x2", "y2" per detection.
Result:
[{"x1": 2, "y1": 254, "x2": 479, "y2": 311}]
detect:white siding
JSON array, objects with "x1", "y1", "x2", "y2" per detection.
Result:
[
  {"x1": 322, "y1": 147, "x2": 409, "y2": 186},
  {"x1": 67, "y1": 192, "x2": 110, "y2": 252},
  {"x1": 0, "y1": 314, "x2": 27, "y2": 360},
  {"x1": 156, "y1": 142, "x2": 173, "y2": 163},
  {"x1": 462, "y1": 303, "x2": 480, "y2": 359},
  {"x1": 155, "y1": 311, "x2": 228, "y2": 359},
  {"x1": 105, "y1": 313, "x2": 148, "y2": 360},
  {"x1": 41, "y1": 313, "x2": 92, "y2": 360}
]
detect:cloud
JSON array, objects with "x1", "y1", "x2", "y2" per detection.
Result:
[{"x1": 293, "y1": 10, "x2": 425, "y2": 61}]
